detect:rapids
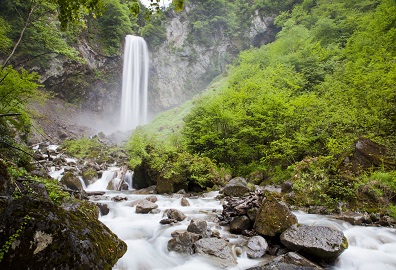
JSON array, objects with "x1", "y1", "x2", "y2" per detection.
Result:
[{"x1": 87, "y1": 186, "x2": 396, "y2": 270}]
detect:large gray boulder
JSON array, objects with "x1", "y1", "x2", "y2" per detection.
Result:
[
  {"x1": 187, "y1": 219, "x2": 211, "y2": 238},
  {"x1": 167, "y1": 231, "x2": 200, "y2": 255},
  {"x1": 247, "y1": 252, "x2": 323, "y2": 270},
  {"x1": 280, "y1": 224, "x2": 348, "y2": 262},
  {"x1": 166, "y1": 208, "x2": 186, "y2": 221},
  {"x1": 246, "y1": 236, "x2": 268, "y2": 259},
  {"x1": 135, "y1": 200, "x2": 158, "y2": 214},
  {"x1": 193, "y1": 238, "x2": 237, "y2": 268},
  {"x1": 253, "y1": 197, "x2": 297, "y2": 236},
  {"x1": 221, "y1": 177, "x2": 250, "y2": 197}
]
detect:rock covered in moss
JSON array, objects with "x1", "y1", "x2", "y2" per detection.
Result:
[
  {"x1": 59, "y1": 171, "x2": 83, "y2": 190},
  {"x1": 0, "y1": 196, "x2": 127, "y2": 269},
  {"x1": 280, "y1": 224, "x2": 348, "y2": 262},
  {"x1": 253, "y1": 197, "x2": 297, "y2": 237},
  {"x1": 221, "y1": 177, "x2": 250, "y2": 197}
]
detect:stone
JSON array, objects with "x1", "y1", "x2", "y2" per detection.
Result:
[
  {"x1": 246, "y1": 236, "x2": 268, "y2": 259},
  {"x1": 187, "y1": 219, "x2": 211, "y2": 238},
  {"x1": 166, "y1": 209, "x2": 186, "y2": 221},
  {"x1": 112, "y1": 195, "x2": 127, "y2": 202},
  {"x1": 136, "y1": 200, "x2": 158, "y2": 214},
  {"x1": 222, "y1": 177, "x2": 250, "y2": 197},
  {"x1": 230, "y1": 216, "x2": 251, "y2": 234},
  {"x1": 247, "y1": 252, "x2": 323, "y2": 270},
  {"x1": 96, "y1": 202, "x2": 110, "y2": 216},
  {"x1": 194, "y1": 238, "x2": 237, "y2": 268},
  {"x1": 146, "y1": 195, "x2": 158, "y2": 203},
  {"x1": 254, "y1": 197, "x2": 297, "y2": 236},
  {"x1": 167, "y1": 231, "x2": 200, "y2": 255},
  {"x1": 280, "y1": 224, "x2": 348, "y2": 262},
  {"x1": 0, "y1": 197, "x2": 126, "y2": 269},
  {"x1": 181, "y1": 197, "x2": 190, "y2": 206},
  {"x1": 281, "y1": 180, "x2": 293, "y2": 193},
  {"x1": 59, "y1": 172, "x2": 83, "y2": 191},
  {"x1": 160, "y1": 219, "x2": 178, "y2": 224}
]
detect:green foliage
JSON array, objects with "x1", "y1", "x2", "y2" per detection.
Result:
[
  {"x1": 61, "y1": 137, "x2": 107, "y2": 161},
  {"x1": 139, "y1": 14, "x2": 167, "y2": 50},
  {"x1": 0, "y1": 215, "x2": 31, "y2": 262},
  {"x1": 97, "y1": 0, "x2": 134, "y2": 55}
]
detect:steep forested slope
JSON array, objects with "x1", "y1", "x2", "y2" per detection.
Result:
[{"x1": 129, "y1": 0, "x2": 396, "y2": 215}]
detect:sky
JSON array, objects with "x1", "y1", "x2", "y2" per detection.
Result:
[{"x1": 140, "y1": 0, "x2": 172, "y2": 8}]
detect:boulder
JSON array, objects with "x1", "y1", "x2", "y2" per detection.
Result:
[
  {"x1": 136, "y1": 200, "x2": 158, "y2": 214},
  {"x1": 221, "y1": 177, "x2": 250, "y2": 197},
  {"x1": 280, "y1": 224, "x2": 348, "y2": 262},
  {"x1": 146, "y1": 195, "x2": 158, "y2": 203},
  {"x1": 96, "y1": 202, "x2": 110, "y2": 216},
  {"x1": 230, "y1": 216, "x2": 251, "y2": 234},
  {"x1": 181, "y1": 197, "x2": 190, "y2": 206},
  {"x1": 59, "y1": 172, "x2": 83, "y2": 191},
  {"x1": 0, "y1": 197, "x2": 126, "y2": 269},
  {"x1": 167, "y1": 231, "x2": 200, "y2": 255},
  {"x1": 254, "y1": 197, "x2": 297, "y2": 236},
  {"x1": 156, "y1": 175, "x2": 188, "y2": 194},
  {"x1": 246, "y1": 236, "x2": 268, "y2": 259},
  {"x1": 247, "y1": 252, "x2": 323, "y2": 270},
  {"x1": 165, "y1": 209, "x2": 186, "y2": 221},
  {"x1": 187, "y1": 219, "x2": 211, "y2": 238},
  {"x1": 193, "y1": 238, "x2": 237, "y2": 268}
]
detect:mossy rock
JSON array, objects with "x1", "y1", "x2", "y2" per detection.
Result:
[
  {"x1": 60, "y1": 172, "x2": 83, "y2": 191},
  {"x1": 0, "y1": 196, "x2": 127, "y2": 269},
  {"x1": 254, "y1": 197, "x2": 297, "y2": 237},
  {"x1": 156, "y1": 175, "x2": 188, "y2": 194}
]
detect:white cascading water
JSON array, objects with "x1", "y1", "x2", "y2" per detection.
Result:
[
  {"x1": 120, "y1": 35, "x2": 149, "y2": 131},
  {"x1": 84, "y1": 172, "x2": 396, "y2": 270}
]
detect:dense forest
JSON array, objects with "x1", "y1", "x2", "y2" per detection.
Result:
[{"x1": 128, "y1": 0, "x2": 396, "y2": 216}]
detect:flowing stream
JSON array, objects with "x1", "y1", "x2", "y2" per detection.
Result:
[
  {"x1": 120, "y1": 35, "x2": 149, "y2": 130},
  {"x1": 86, "y1": 177, "x2": 396, "y2": 270}
]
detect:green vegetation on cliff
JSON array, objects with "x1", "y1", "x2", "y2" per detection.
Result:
[{"x1": 128, "y1": 0, "x2": 396, "y2": 215}]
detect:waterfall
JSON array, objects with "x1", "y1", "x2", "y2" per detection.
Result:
[{"x1": 120, "y1": 35, "x2": 149, "y2": 131}]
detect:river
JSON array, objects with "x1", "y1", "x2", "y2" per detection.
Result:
[{"x1": 87, "y1": 189, "x2": 396, "y2": 270}]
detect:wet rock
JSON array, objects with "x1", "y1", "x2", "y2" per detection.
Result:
[
  {"x1": 0, "y1": 197, "x2": 126, "y2": 269},
  {"x1": 181, "y1": 197, "x2": 190, "y2": 206},
  {"x1": 254, "y1": 197, "x2": 297, "y2": 236},
  {"x1": 221, "y1": 189, "x2": 265, "y2": 224},
  {"x1": 247, "y1": 252, "x2": 323, "y2": 270},
  {"x1": 221, "y1": 177, "x2": 250, "y2": 197},
  {"x1": 96, "y1": 202, "x2": 110, "y2": 216},
  {"x1": 150, "y1": 209, "x2": 161, "y2": 214},
  {"x1": 59, "y1": 172, "x2": 83, "y2": 191},
  {"x1": 146, "y1": 195, "x2": 158, "y2": 203},
  {"x1": 336, "y1": 211, "x2": 368, "y2": 225},
  {"x1": 230, "y1": 216, "x2": 251, "y2": 234},
  {"x1": 160, "y1": 218, "x2": 178, "y2": 224},
  {"x1": 281, "y1": 180, "x2": 293, "y2": 193},
  {"x1": 379, "y1": 215, "x2": 396, "y2": 226},
  {"x1": 132, "y1": 185, "x2": 157, "y2": 194},
  {"x1": 246, "y1": 236, "x2": 268, "y2": 259},
  {"x1": 187, "y1": 219, "x2": 211, "y2": 238},
  {"x1": 280, "y1": 224, "x2": 348, "y2": 262},
  {"x1": 136, "y1": 200, "x2": 158, "y2": 214},
  {"x1": 112, "y1": 195, "x2": 127, "y2": 202},
  {"x1": 194, "y1": 238, "x2": 237, "y2": 268},
  {"x1": 167, "y1": 231, "x2": 200, "y2": 255},
  {"x1": 165, "y1": 208, "x2": 186, "y2": 221}
]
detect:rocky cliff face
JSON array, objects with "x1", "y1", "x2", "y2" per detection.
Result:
[
  {"x1": 37, "y1": 7, "x2": 277, "y2": 126},
  {"x1": 148, "y1": 6, "x2": 277, "y2": 113}
]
